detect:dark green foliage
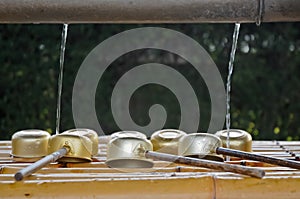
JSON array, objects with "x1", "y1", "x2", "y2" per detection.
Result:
[{"x1": 0, "y1": 23, "x2": 299, "y2": 140}]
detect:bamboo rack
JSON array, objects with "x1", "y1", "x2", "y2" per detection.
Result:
[{"x1": 1, "y1": 139, "x2": 300, "y2": 198}]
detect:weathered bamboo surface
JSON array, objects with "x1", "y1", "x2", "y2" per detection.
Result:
[
  {"x1": 0, "y1": 0, "x2": 299, "y2": 23},
  {"x1": 1, "y1": 139, "x2": 300, "y2": 198}
]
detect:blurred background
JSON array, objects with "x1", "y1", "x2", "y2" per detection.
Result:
[{"x1": 0, "y1": 23, "x2": 299, "y2": 140}]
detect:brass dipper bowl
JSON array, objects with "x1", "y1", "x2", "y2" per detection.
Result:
[
  {"x1": 150, "y1": 129, "x2": 187, "y2": 155},
  {"x1": 48, "y1": 133, "x2": 93, "y2": 162},
  {"x1": 178, "y1": 133, "x2": 224, "y2": 162},
  {"x1": 62, "y1": 128, "x2": 99, "y2": 156},
  {"x1": 105, "y1": 137, "x2": 153, "y2": 168},
  {"x1": 11, "y1": 129, "x2": 50, "y2": 160},
  {"x1": 215, "y1": 129, "x2": 252, "y2": 152},
  {"x1": 111, "y1": 130, "x2": 147, "y2": 140}
]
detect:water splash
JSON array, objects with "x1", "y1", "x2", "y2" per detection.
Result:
[
  {"x1": 55, "y1": 24, "x2": 69, "y2": 135},
  {"x1": 225, "y1": 23, "x2": 241, "y2": 161}
]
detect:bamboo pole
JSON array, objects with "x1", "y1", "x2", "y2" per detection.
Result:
[{"x1": 0, "y1": 0, "x2": 299, "y2": 23}]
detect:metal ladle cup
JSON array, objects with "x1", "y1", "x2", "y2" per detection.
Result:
[
  {"x1": 178, "y1": 133, "x2": 224, "y2": 161},
  {"x1": 11, "y1": 129, "x2": 50, "y2": 161},
  {"x1": 111, "y1": 130, "x2": 147, "y2": 140},
  {"x1": 150, "y1": 129, "x2": 187, "y2": 155},
  {"x1": 105, "y1": 136, "x2": 154, "y2": 168},
  {"x1": 215, "y1": 129, "x2": 252, "y2": 152},
  {"x1": 179, "y1": 133, "x2": 300, "y2": 170},
  {"x1": 61, "y1": 128, "x2": 99, "y2": 156},
  {"x1": 14, "y1": 132, "x2": 93, "y2": 181},
  {"x1": 48, "y1": 133, "x2": 93, "y2": 162}
]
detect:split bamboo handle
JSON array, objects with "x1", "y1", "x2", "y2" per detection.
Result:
[
  {"x1": 217, "y1": 147, "x2": 300, "y2": 169},
  {"x1": 14, "y1": 147, "x2": 68, "y2": 181},
  {"x1": 145, "y1": 150, "x2": 265, "y2": 178}
]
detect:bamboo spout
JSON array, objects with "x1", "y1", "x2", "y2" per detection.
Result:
[{"x1": 0, "y1": 0, "x2": 299, "y2": 24}]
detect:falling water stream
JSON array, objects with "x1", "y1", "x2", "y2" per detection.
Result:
[
  {"x1": 53, "y1": 23, "x2": 240, "y2": 144},
  {"x1": 225, "y1": 23, "x2": 241, "y2": 161},
  {"x1": 55, "y1": 24, "x2": 69, "y2": 135}
]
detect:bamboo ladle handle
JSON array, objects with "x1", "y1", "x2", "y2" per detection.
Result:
[
  {"x1": 144, "y1": 150, "x2": 265, "y2": 178},
  {"x1": 14, "y1": 147, "x2": 69, "y2": 181},
  {"x1": 216, "y1": 147, "x2": 300, "y2": 169}
]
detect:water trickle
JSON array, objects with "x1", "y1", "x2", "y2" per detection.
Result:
[
  {"x1": 225, "y1": 23, "x2": 241, "y2": 161},
  {"x1": 55, "y1": 24, "x2": 69, "y2": 135}
]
